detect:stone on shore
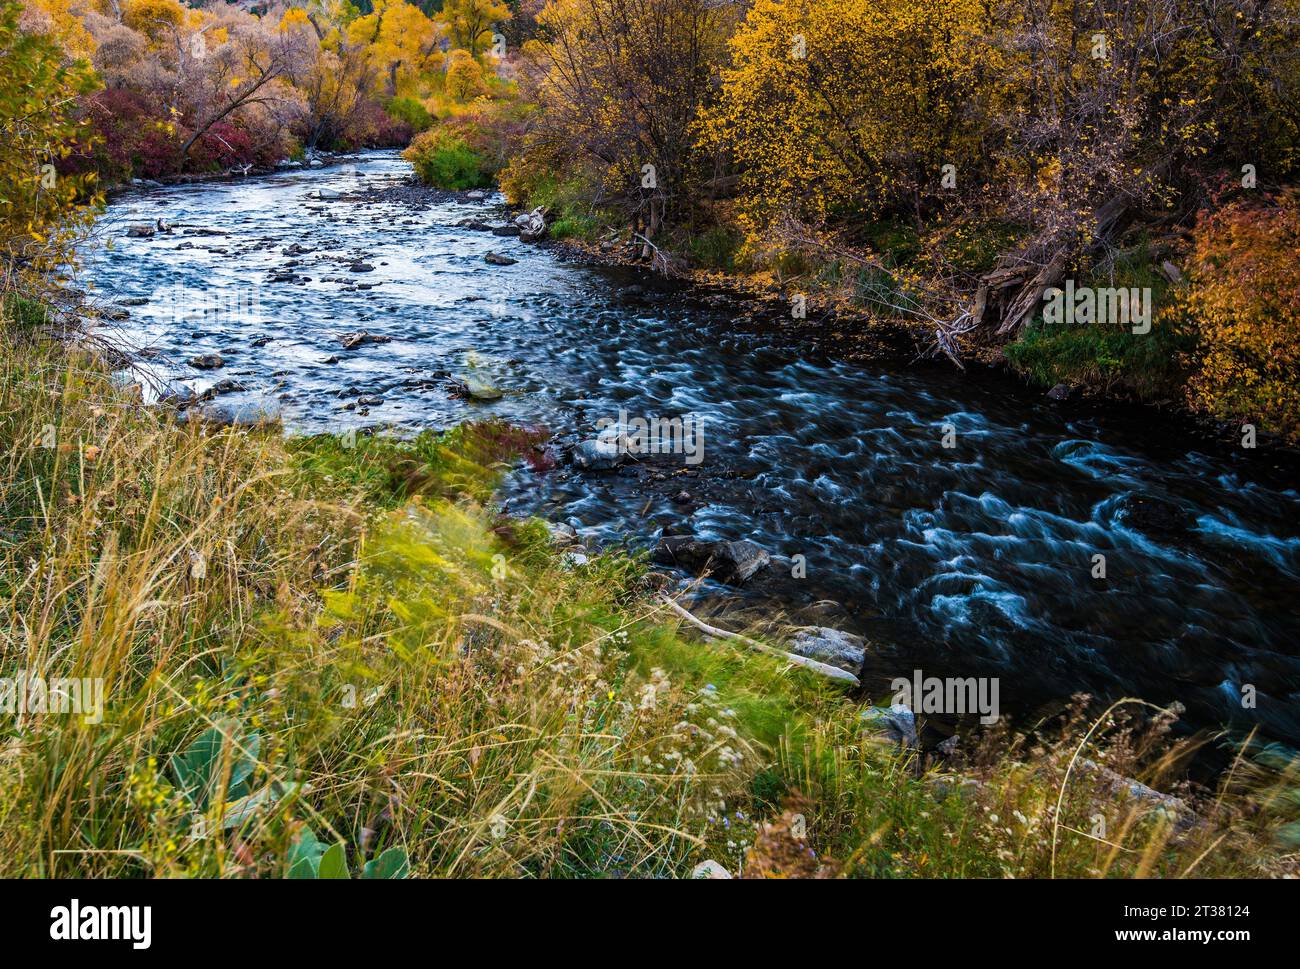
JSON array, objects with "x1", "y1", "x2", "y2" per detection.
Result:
[{"x1": 788, "y1": 626, "x2": 867, "y2": 674}]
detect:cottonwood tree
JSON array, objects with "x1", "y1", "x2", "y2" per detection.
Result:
[
  {"x1": 438, "y1": 0, "x2": 510, "y2": 58},
  {"x1": 346, "y1": 0, "x2": 442, "y2": 99},
  {"x1": 175, "y1": 10, "x2": 310, "y2": 164}
]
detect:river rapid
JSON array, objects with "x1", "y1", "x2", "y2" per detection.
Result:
[{"x1": 81, "y1": 150, "x2": 1300, "y2": 752}]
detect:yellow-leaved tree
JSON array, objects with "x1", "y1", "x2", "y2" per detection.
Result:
[
  {"x1": 0, "y1": 0, "x2": 100, "y2": 288},
  {"x1": 437, "y1": 0, "x2": 509, "y2": 59},
  {"x1": 702, "y1": 0, "x2": 998, "y2": 236},
  {"x1": 347, "y1": 0, "x2": 441, "y2": 99}
]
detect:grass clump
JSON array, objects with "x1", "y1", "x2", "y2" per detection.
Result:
[{"x1": 1005, "y1": 246, "x2": 1195, "y2": 398}]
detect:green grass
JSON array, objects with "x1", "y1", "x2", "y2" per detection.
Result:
[
  {"x1": 1, "y1": 293, "x2": 52, "y2": 329},
  {"x1": 687, "y1": 226, "x2": 743, "y2": 271},
  {"x1": 1005, "y1": 246, "x2": 1196, "y2": 398},
  {"x1": 503, "y1": 170, "x2": 618, "y2": 243}
]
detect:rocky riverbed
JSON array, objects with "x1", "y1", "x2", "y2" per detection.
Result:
[{"x1": 80, "y1": 149, "x2": 1300, "y2": 754}]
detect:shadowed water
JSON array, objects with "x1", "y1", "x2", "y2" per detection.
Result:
[{"x1": 82, "y1": 151, "x2": 1300, "y2": 748}]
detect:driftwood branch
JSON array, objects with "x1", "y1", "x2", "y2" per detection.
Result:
[{"x1": 657, "y1": 594, "x2": 860, "y2": 686}]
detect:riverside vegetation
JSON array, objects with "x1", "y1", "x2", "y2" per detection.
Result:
[{"x1": 3, "y1": 0, "x2": 1300, "y2": 878}]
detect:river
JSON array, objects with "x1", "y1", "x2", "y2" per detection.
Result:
[{"x1": 80, "y1": 150, "x2": 1300, "y2": 751}]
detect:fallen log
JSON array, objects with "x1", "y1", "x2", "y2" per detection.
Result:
[{"x1": 657, "y1": 594, "x2": 860, "y2": 686}]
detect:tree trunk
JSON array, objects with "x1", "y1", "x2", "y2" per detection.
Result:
[{"x1": 972, "y1": 194, "x2": 1132, "y2": 335}]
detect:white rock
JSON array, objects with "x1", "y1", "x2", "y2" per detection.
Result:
[
  {"x1": 788, "y1": 627, "x2": 866, "y2": 674},
  {"x1": 690, "y1": 860, "x2": 732, "y2": 879}
]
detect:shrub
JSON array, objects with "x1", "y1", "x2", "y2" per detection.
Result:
[
  {"x1": 340, "y1": 98, "x2": 414, "y2": 150},
  {"x1": 688, "y1": 226, "x2": 742, "y2": 271},
  {"x1": 0, "y1": 0, "x2": 100, "y2": 278},
  {"x1": 403, "y1": 126, "x2": 492, "y2": 190},
  {"x1": 384, "y1": 96, "x2": 433, "y2": 134},
  {"x1": 1179, "y1": 190, "x2": 1300, "y2": 442}
]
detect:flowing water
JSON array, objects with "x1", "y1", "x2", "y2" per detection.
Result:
[{"x1": 82, "y1": 150, "x2": 1300, "y2": 748}]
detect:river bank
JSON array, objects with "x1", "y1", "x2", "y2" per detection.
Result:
[
  {"x1": 73, "y1": 151, "x2": 1300, "y2": 754},
  {"x1": 4, "y1": 146, "x2": 1300, "y2": 877}
]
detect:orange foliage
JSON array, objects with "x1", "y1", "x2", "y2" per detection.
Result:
[{"x1": 1181, "y1": 190, "x2": 1300, "y2": 442}]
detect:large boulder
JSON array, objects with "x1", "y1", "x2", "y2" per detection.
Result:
[
  {"x1": 653, "y1": 536, "x2": 771, "y2": 585},
  {"x1": 788, "y1": 627, "x2": 867, "y2": 675},
  {"x1": 517, "y1": 206, "x2": 549, "y2": 242}
]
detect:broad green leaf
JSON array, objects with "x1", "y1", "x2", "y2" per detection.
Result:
[
  {"x1": 287, "y1": 828, "x2": 325, "y2": 879},
  {"x1": 317, "y1": 842, "x2": 350, "y2": 879},
  {"x1": 362, "y1": 847, "x2": 409, "y2": 880}
]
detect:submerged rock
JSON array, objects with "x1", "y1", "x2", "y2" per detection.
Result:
[
  {"x1": 484, "y1": 251, "x2": 517, "y2": 266},
  {"x1": 188, "y1": 353, "x2": 224, "y2": 369},
  {"x1": 448, "y1": 376, "x2": 501, "y2": 401},
  {"x1": 1117, "y1": 494, "x2": 1194, "y2": 538},
  {"x1": 197, "y1": 378, "x2": 247, "y2": 400},
  {"x1": 653, "y1": 536, "x2": 771, "y2": 585},
  {"x1": 338, "y1": 330, "x2": 391, "y2": 350},
  {"x1": 193, "y1": 400, "x2": 280, "y2": 428}
]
